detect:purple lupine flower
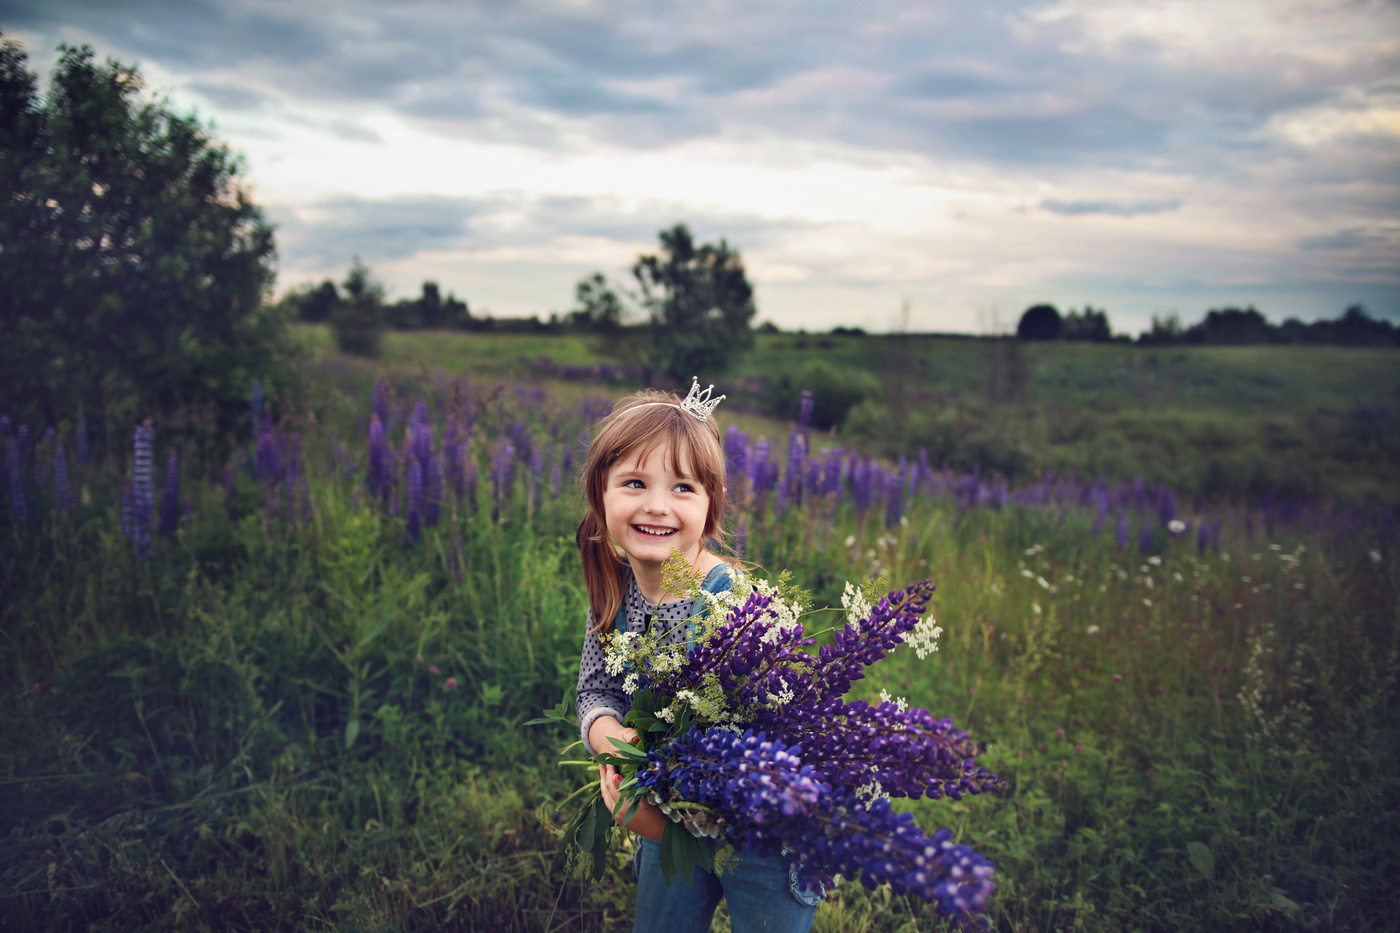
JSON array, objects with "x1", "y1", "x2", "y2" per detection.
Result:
[
  {"x1": 797, "y1": 388, "x2": 814, "y2": 439},
  {"x1": 821, "y1": 449, "x2": 842, "y2": 499},
  {"x1": 786, "y1": 428, "x2": 805, "y2": 507},
  {"x1": 372, "y1": 378, "x2": 388, "y2": 428},
  {"x1": 551, "y1": 456, "x2": 562, "y2": 501},
  {"x1": 53, "y1": 443, "x2": 71, "y2": 512},
  {"x1": 1157, "y1": 488, "x2": 1177, "y2": 527},
  {"x1": 426, "y1": 453, "x2": 443, "y2": 527},
  {"x1": 725, "y1": 425, "x2": 747, "y2": 480},
  {"x1": 16, "y1": 425, "x2": 29, "y2": 457},
  {"x1": 561, "y1": 437, "x2": 574, "y2": 486},
  {"x1": 6, "y1": 437, "x2": 25, "y2": 523},
  {"x1": 466, "y1": 459, "x2": 479, "y2": 510},
  {"x1": 1133, "y1": 476, "x2": 1147, "y2": 512},
  {"x1": 224, "y1": 464, "x2": 238, "y2": 519},
  {"x1": 750, "y1": 438, "x2": 770, "y2": 492},
  {"x1": 1137, "y1": 523, "x2": 1154, "y2": 555},
  {"x1": 405, "y1": 448, "x2": 423, "y2": 544},
  {"x1": 368, "y1": 415, "x2": 386, "y2": 502},
  {"x1": 775, "y1": 471, "x2": 789, "y2": 518},
  {"x1": 885, "y1": 471, "x2": 905, "y2": 528},
  {"x1": 734, "y1": 520, "x2": 748, "y2": 559},
  {"x1": 413, "y1": 401, "x2": 433, "y2": 467},
  {"x1": 635, "y1": 727, "x2": 996, "y2": 922},
  {"x1": 159, "y1": 450, "x2": 180, "y2": 537},
  {"x1": 1197, "y1": 520, "x2": 1210, "y2": 555},
  {"x1": 129, "y1": 422, "x2": 154, "y2": 560},
  {"x1": 1116, "y1": 512, "x2": 1129, "y2": 550}
]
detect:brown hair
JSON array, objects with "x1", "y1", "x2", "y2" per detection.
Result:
[{"x1": 576, "y1": 388, "x2": 731, "y2": 634}]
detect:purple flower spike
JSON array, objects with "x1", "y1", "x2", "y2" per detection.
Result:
[
  {"x1": 734, "y1": 520, "x2": 748, "y2": 559},
  {"x1": 368, "y1": 415, "x2": 386, "y2": 502},
  {"x1": 885, "y1": 472, "x2": 904, "y2": 529},
  {"x1": 798, "y1": 389, "x2": 814, "y2": 430},
  {"x1": 250, "y1": 381, "x2": 264, "y2": 445},
  {"x1": 1137, "y1": 523, "x2": 1154, "y2": 555},
  {"x1": 159, "y1": 450, "x2": 180, "y2": 538},
  {"x1": 406, "y1": 449, "x2": 423, "y2": 544},
  {"x1": 425, "y1": 454, "x2": 443, "y2": 527},
  {"x1": 6, "y1": 437, "x2": 26, "y2": 523},
  {"x1": 1116, "y1": 512, "x2": 1129, "y2": 551},
  {"x1": 129, "y1": 422, "x2": 154, "y2": 560},
  {"x1": 637, "y1": 727, "x2": 997, "y2": 924}
]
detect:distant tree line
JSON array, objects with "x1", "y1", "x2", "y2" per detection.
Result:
[
  {"x1": 1016, "y1": 304, "x2": 1117, "y2": 342},
  {"x1": 1138, "y1": 304, "x2": 1397, "y2": 347}
]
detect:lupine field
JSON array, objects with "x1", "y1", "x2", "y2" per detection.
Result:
[{"x1": 2, "y1": 339, "x2": 1398, "y2": 932}]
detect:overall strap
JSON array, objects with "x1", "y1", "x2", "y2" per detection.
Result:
[{"x1": 610, "y1": 566, "x2": 633, "y2": 636}]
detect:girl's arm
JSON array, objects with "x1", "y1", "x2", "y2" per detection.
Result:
[{"x1": 599, "y1": 763, "x2": 668, "y2": 842}]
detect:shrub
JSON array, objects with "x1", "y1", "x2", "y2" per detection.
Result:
[{"x1": 761, "y1": 360, "x2": 881, "y2": 430}]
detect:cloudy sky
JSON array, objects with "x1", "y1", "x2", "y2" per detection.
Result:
[{"x1": 5, "y1": 0, "x2": 1398, "y2": 334}]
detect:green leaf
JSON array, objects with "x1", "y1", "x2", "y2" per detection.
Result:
[
  {"x1": 1186, "y1": 841, "x2": 1214, "y2": 880},
  {"x1": 344, "y1": 718, "x2": 360, "y2": 749}
]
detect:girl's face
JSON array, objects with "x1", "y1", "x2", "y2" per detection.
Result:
[{"x1": 602, "y1": 443, "x2": 712, "y2": 570}]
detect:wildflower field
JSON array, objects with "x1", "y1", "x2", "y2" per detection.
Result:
[{"x1": 2, "y1": 335, "x2": 1398, "y2": 932}]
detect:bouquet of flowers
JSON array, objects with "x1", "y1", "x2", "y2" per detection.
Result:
[{"x1": 534, "y1": 556, "x2": 1005, "y2": 925}]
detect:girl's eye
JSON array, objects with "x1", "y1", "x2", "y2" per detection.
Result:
[
  {"x1": 623, "y1": 479, "x2": 644, "y2": 489},
  {"x1": 673, "y1": 483, "x2": 694, "y2": 493}
]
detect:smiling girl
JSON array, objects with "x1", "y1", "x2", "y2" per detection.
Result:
[{"x1": 574, "y1": 383, "x2": 822, "y2": 933}]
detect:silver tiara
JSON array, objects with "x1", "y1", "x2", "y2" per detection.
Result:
[
  {"x1": 631, "y1": 377, "x2": 726, "y2": 421},
  {"x1": 679, "y1": 377, "x2": 726, "y2": 422}
]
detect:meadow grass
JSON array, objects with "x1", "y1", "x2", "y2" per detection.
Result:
[{"x1": 2, "y1": 355, "x2": 1397, "y2": 932}]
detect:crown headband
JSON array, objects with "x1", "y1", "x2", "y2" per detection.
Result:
[{"x1": 631, "y1": 377, "x2": 726, "y2": 422}]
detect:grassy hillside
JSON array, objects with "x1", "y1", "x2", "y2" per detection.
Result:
[{"x1": 297, "y1": 326, "x2": 1400, "y2": 508}]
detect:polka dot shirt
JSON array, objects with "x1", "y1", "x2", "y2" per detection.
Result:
[{"x1": 576, "y1": 567, "x2": 730, "y2": 755}]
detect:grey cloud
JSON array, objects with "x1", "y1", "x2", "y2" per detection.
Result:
[
  {"x1": 270, "y1": 191, "x2": 792, "y2": 279},
  {"x1": 1042, "y1": 198, "x2": 1183, "y2": 217},
  {"x1": 185, "y1": 80, "x2": 269, "y2": 110},
  {"x1": 1299, "y1": 228, "x2": 1375, "y2": 251}
]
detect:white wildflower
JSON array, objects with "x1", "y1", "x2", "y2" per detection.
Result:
[
  {"x1": 1021, "y1": 569, "x2": 1035, "y2": 579},
  {"x1": 1086, "y1": 625, "x2": 1100, "y2": 635},
  {"x1": 878, "y1": 689, "x2": 909, "y2": 713},
  {"x1": 855, "y1": 776, "x2": 888, "y2": 804},
  {"x1": 1036, "y1": 575, "x2": 1050, "y2": 590},
  {"x1": 623, "y1": 672, "x2": 639, "y2": 693},
  {"x1": 772, "y1": 678, "x2": 795, "y2": 706},
  {"x1": 1148, "y1": 556, "x2": 1162, "y2": 566},
  {"x1": 1168, "y1": 520, "x2": 1186, "y2": 534},
  {"x1": 656, "y1": 706, "x2": 676, "y2": 723},
  {"x1": 841, "y1": 581, "x2": 872, "y2": 626},
  {"x1": 1370, "y1": 549, "x2": 1382, "y2": 563},
  {"x1": 905, "y1": 614, "x2": 942, "y2": 659},
  {"x1": 1032, "y1": 602, "x2": 1041, "y2": 615},
  {"x1": 604, "y1": 631, "x2": 637, "y2": 676}
]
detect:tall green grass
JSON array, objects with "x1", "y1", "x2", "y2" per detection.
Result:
[{"x1": 2, "y1": 387, "x2": 1396, "y2": 931}]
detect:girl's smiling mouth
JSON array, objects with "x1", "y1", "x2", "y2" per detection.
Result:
[{"x1": 633, "y1": 524, "x2": 677, "y2": 536}]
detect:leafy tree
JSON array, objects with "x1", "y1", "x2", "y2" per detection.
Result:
[
  {"x1": 570, "y1": 272, "x2": 624, "y2": 333},
  {"x1": 283, "y1": 279, "x2": 339, "y2": 323},
  {"x1": 329, "y1": 258, "x2": 386, "y2": 356},
  {"x1": 633, "y1": 224, "x2": 756, "y2": 379},
  {"x1": 0, "y1": 38, "x2": 292, "y2": 440},
  {"x1": 1017, "y1": 304, "x2": 1062, "y2": 341},
  {"x1": 1061, "y1": 306, "x2": 1112, "y2": 342}
]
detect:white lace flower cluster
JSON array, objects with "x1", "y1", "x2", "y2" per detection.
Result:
[{"x1": 904, "y1": 614, "x2": 943, "y2": 660}]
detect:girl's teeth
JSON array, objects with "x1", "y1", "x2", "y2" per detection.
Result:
[{"x1": 637, "y1": 526, "x2": 674, "y2": 536}]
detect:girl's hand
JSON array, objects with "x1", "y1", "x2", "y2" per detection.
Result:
[
  {"x1": 588, "y1": 715, "x2": 638, "y2": 756},
  {"x1": 599, "y1": 763, "x2": 667, "y2": 842}
]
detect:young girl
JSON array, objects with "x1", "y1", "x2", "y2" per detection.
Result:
[{"x1": 575, "y1": 384, "x2": 823, "y2": 933}]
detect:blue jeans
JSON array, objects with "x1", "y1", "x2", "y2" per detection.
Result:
[{"x1": 631, "y1": 836, "x2": 821, "y2": 933}]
